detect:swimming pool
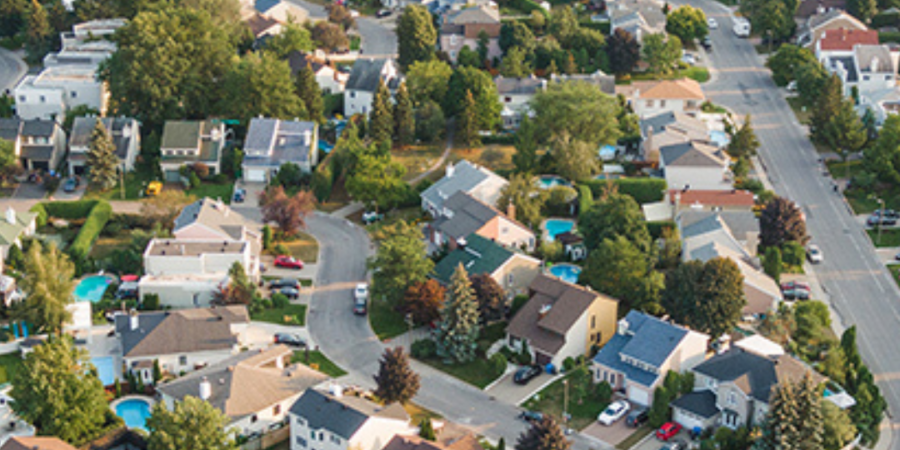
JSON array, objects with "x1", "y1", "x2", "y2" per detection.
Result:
[
  {"x1": 91, "y1": 356, "x2": 115, "y2": 386},
  {"x1": 74, "y1": 275, "x2": 113, "y2": 303},
  {"x1": 537, "y1": 175, "x2": 571, "y2": 189},
  {"x1": 598, "y1": 144, "x2": 617, "y2": 161},
  {"x1": 115, "y1": 398, "x2": 152, "y2": 430},
  {"x1": 549, "y1": 264, "x2": 582, "y2": 284},
  {"x1": 544, "y1": 219, "x2": 575, "y2": 241},
  {"x1": 709, "y1": 130, "x2": 730, "y2": 147}
]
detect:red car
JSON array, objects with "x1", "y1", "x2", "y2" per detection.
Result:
[
  {"x1": 274, "y1": 255, "x2": 304, "y2": 269},
  {"x1": 780, "y1": 281, "x2": 811, "y2": 292},
  {"x1": 656, "y1": 422, "x2": 682, "y2": 441}
]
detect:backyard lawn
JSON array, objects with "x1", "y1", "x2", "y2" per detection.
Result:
[
  {"x1": 391, "y1": 145, "x2": 444, "y2": 182},
  {"x1": 866, "y1": 229, "x2": 900, "y2": 247},
  {"x1": 521, "y1": 366, "x2": 610, "y2": 431},
  {"x1": 452, "y1": 145, "x2": 515, "y2": 172},
  {"x1": 0, "y1": 352, "x2": 23, "y2": 385},
  {"x1": 291, "y1": 350, "x2": 347, "y2": 377},
  {"x1": 251, "y1": 304, "x2": 307, "y2": 326},
  {"x1": 419, "y1": 356, "x2": 505, "y2": 389}
]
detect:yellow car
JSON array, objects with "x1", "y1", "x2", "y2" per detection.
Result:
[{"x1": 145, "y1": 181, "x2": 162, "y2": 196}]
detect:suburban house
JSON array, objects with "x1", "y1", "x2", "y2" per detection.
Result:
[
  {"x1": 813, "y1": 28, "x2": 879, "y2": 61},
  {"x1": 616, "y1": 79, "x2": 706, "y2": 118},
  {"x1": 795, "y1": 0, "x2": 845, "y2": 20},
  {"x1": 254, "y1": 0, "x2": 308, "y2": 23},
  {"x1": 114, "y1": 305, "x2": 250, "y2": 381},
  {"x1": 495, "y1": 76, "x2": 546, "y2": 130},
  {"x1": 591, "y1": 311, "x2": 710, "y2": 406},
  {"x1": 671, "y1": 344, "x2": 825, "y2": 430},
  {"x1": 242, "y1": 118, "x2": 318, "y2": 182},
  {"x1": 642, "y1": 189, "x2": 755, "y2": 222},
  {"x1": 67, "y1": 116, "x2": 140, "y2": 176},
  {"x1": 173, "y1": 198, "x2": 263, "y2": 251},
  {"x1": 421, "y1": 161, "x2": 509, "y2": 216},
  {"x1": 159, "y1": 120, "x2": 226, "y2": 182},
  {"x1": 660, "y1": 141, "x2": 731, "y2": 191},
  {"x1": 287, "y1": 50, "x2": 348, "y2": 94},
  {"x1": 382, "y1": 433, "x2": 483, "y2": 450},
  {"x1": 507, "y1": 274, "x2": 618, "y2": 368},
  {"x1": 439, "y1": 5, "x2": 502, "y2": 63},
  {"x1": 0, "y1": 207, "x2": 37, "y2": 274},
  {"x1": 427, "y1": 191, "x2": 536, "y2": 252},
  {"x1": 640, "y1": 111, "x2": 711, "y2": 163},
  {"x1": 550, "y1": 71, "x2": 616, "y2": 95},
  {"x1": 680, "y1": 211, "x2": 782, "y2": 317},
  {"x1": 44, "y1": 19, "x2": 122, "y2": 68},
  {"x1": 608, "y1": 0, "x2": 667, "y2": 43},
  {"x1": 157, "y1": 345, "x2": 327, "y2": 437},
  {"x1": 0, "y1": 437, "x2": 77, "y2": 450},
  {"x1": 344, "y1": 59, "x2": 402, "y2": 117},
  {"x1": 289, "y1": 389, "x2": 413, "y2": 450},
  {"x1": 0, "y1": 118, "x2": 68, "y2": 172},
  {"x1": 822, "y1": 44, "x2": 895, "y2": 95},
  {"x1": 432, "y1": 234, "x2": 542, "y2": 297},
  {"x1": 797, "y1": 9, "x2": 868, "y2": 49},
  {"x1": 247, "y1": 12, "x2": 283, "y2": 43}
]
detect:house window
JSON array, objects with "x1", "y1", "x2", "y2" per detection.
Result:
[
  {"x1": 297, "y1": 437, "x2": 307, "y2": 448},
  {"x1": 273, "y1": 404, "x2": 281, "y2": 415},
  {"x1": 887, "y1": 75, "x2": 893, "y2": 80},
  {"x1": 728, "y1": 391, "x2": 737, "y2": 406},
  {"x1": 296, "y1": 417, "x2": 306, "y2": 426},
  {"x1": 39, "y1": 96, "x2": 46, "y2": 103},
  {"x1": 71, "y1": 91, "x2": 77, "y2": 98},
  {"x1": 18, "y1": 96, "x2": 25, "y2": 102},
  {"x1": 706, "y1": 378, "x2": 717, "y2": 390},
  {"x1": 646, "y1": 100, "x2": 654, "y2": 108},
  {"x1": 864, "y1": 75, "x2": 871, "y2": 81},
  {"x1": 319, "y1": 432, "x2": 324, "y2": 441},
  {"x1": 251, "y1": 415, "x2": 258, "y2": 423},
  {"x1": 505, "y1": 96, "x2": 512, "y2": 103},
  {"x1": 350, "y1": 92, "x2": 356, "y2": 98},
  {"x1": 660, "y1": 100, "x2": 666, "y2": 108},
  {"x1": 179, "y1": 355, "x2": 187, "y2": 365},
  {"x1": 330, "y1": 435, "x2": 341, "y2": 444},
  {"x1": 591, "y1": 315, "x2": 596, "y2": 328}
]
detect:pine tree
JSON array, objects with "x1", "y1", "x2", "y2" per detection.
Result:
[
  {"x1": 394, "y1": 81, "x2": 415, "y2": 146},
  {"x1": 795, "y1": 373, "x2": 824, "y2": 450},
  {"x1": 763, "y1": 246, "x2": 782, "y2": 283},
  {"x1": 296, "y1": 63, "x2": 325, "y2": 124},
  {"x1": 419, "y1": 417, "x2": 436, "y2": 441},
  {"x1": 86, "y1": 119, "x2": 120, "y2": 190},
  {"x1": 370, "y1": 79, "x2": 394, "y2": 144},
  {"x1": 434, "y1": 264, "x2": 481, "y2": 363},
  {"x1": 25, "y1": 0, "x2": 50, "y2": 63},
  {"x1": 760, "y1": 381, "x2": 801, "y2": 450},
  {"x1": 728, "y1": 114, "x2": 760, "y2": 159},
  {"x1": 457, "y1": 90, "x2": 481, "y2": 149},
  {"x1": 373, "y1": 347, "x2": 420, "y2": 404},
  {"x1": 822, "y1": 98, "x2": 867, "y2": 178},
  {"x1": 515, "y1": 416, "x2": 571, "y2": 450},
  {"x1": 512, "y1": 116, "x2": 538, "y2": 174}
]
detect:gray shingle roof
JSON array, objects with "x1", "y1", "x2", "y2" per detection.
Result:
[
  {"x1": 434, "y1": 192, "x2": 501, "y2": 240},
  {"x1": 243, "y1": 118, "x2": 317, "y2": 167},
  {"x1": 680, "y1": 211, "x2": 758, "y2": 243},
  {"x1": 494, "y1": 76, "x2": 545, "y2": 95},
  {"x1": 660, "y1": 141, "x2": 727, "y2": 167},
  {"x1": 286, "y1": 51, "x2": 326, "y2": 76},
  {"x1": 346, "y1": 59, "x2": 392, "y2": 93},
  {"x1": 289, "y1": 390, "x2": 409, "y2": 439},
  {"x1": 114, "y1": 306, "x2": 249, "y2": 358},
  {"x1": 70, "y1": 116, "x2": 138, "y2": 160},
  {"x1": 670, "y1": 390, "x2": 718, "y2": 418},
  {"x1": 421, "y1": 160, "x2": 504, "y2": 211},
  {"x1": 551, "y1": 71, "x2": 616, "y2": 95},
  {"x1": 20, "y1": 119, "x2": 57, "y2": 138},
  {"x1": 618, "y1": 310, "x2": 690, "y2": 367},
  {"x1": 641, "y1": 111, "x2": 708, "y2": 138},
  {"x1": 20, "y1": 145, "x2": 56, "y2": 161},
  {"x1": 173, "y1": 198, "x2": 260, "y2": 240},
  {"x1": 692, "y1": 348, "x2": 824, "y2": 403},
  {"x1": 0, "y1": 118, "x2": 21, "y2": 142},
  {"x1": 446, "y1": 5, "x2": 500, "y2": 24}
]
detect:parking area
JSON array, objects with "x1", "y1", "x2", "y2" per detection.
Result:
[
  {"x1": 581, "y1": 418, "x2": 639, "y2": 447},
  {"x1": 486, "y1": 371, "x2": 558, "y2": 406},
  {"x1": 629, "y1": 429, "x2": 694, "y2": 450},
  {"x1": 233, "y1": 181, "x2": 265, "y2": 208}
]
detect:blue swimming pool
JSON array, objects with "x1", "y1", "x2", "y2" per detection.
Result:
[
  {"x1": 91, "y1": 356, "x2": 115, "y2": 386},
  {"x1": 537, "y1": 175, "x2": 571, "y2": 189},
  {"x1": 709, "y1": 130, "x2": 730, "y2": 147},
  {"x1": 544, "y1": 219, "x2": 575, "y2": 241},
  {"x1": 550, "y1": 264, "x2": 582, "y2": 284},
  {"x1": 74, "y1": 276, "x2": 113, "y2": 303},
  {"x1": 115, "y1": 398, "x2": 152, "y2": 430},
  {"x1": 598, "y1": 144, "x2": 617, "y2": 160}
]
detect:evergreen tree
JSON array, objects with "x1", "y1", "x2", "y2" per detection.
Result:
[
  {"x1": 434, "y1": 264, "x2": 481, "y2": 363},
  {"x1": 394, "y1": 82, "x2": 415, "y2": 146},
  {"x1": 515, "y1": 416, "x2": 571, "y2": 450},
  {"x1": 86, "y1": 119, "x2": 120, "y2": 191},
  {"x1": 811, "y1": 74, "x2": 843, "y2": 142},
  {"x1": 512, "y1": 116, "x2": 538, "y2": 174},
  {"x1": 564, "y1": 52, "x2": 577, "y2": 74},
  {"x1": 821, "y1": 98, "x2": 867, "y2": 178},
  {"x1": 419, "y1": 418, "x2": 436, "y2": 441},
  {"x1": 296, "y1": 63, "x2": 325, "y2": 124},
  {"x1": 796, "y1": 373, "x2": 824, "y2": 450},
  {"x1": 5, "y1": 243, "x2": 23, "y2": 271},
  {"x1": 763, "y1": 246, "x2": 783, "y2": 283},
  {"x1": 500, "y1": 46, "x2": 532, "y2": 78},
  {"x1": 848, "y1": 0, "x2": 877, "y2": 23},
  {"x1": 760, "y1": 381, "x2": 801, "y2": 450},
  {"x1": 25, "y1": 0, "x2": 51, "y2": 63},
  {"x1": 728, "y1": 114, "x2": 760, "y2": 159},
  {"x1": 397, "y1": 5, "x2": 437, "y2": 70},
  {"x1": 373, "y1": 347, "x2": 421, "y2": 404},
  {"x1": 477, "y1": 29, "x2": 490, "y2": 66},
  {"x1": 370, "y1": 80, "x2": 394, "y2": 144},
  {"x1": 546, "y1": 59, "x2": 559, "y2": 77},
  {"x1": 458, "y1": 90, "x2": 481, "y2": 148}
]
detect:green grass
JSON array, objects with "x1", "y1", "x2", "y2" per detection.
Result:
[
  {"x1": 272, "y1": 231, "x2": 319, "y2": 263},
  {"x1": 89, "y1": 231, "x2": 132, "y2": 259},
  {"x1": 843, "y1": 183, "x2": 900, "y2": 214},
  {"x1": 681, "y1": 66, "x2": 710, "y2": 83},
  {"x1": 350, "y1": 35, "x2": 361, "y2": 51},
  {"x1": 867, "y1": 229, "x2": 900, "y2": 247},
  {"x1": 186, "y1": 181, "x2": 235, "y2": 203},
  {"x1": 888, "y1": 265, "x2": 900, "y2": 289},
  {"x1": 419, "y1": 356, "x2": 505, "y2": 389},
  {"x1": 629, "y1": 66, "x2": 710, "y2": 83},
  {"x1": 84, "y1": 172, "x2": 148, "y2": 201},
  {"x1": 250, "y1": 304, "x2": 307, "y2": 326},
  {"x1": 0, "y1": 352, "x2": 24, "y2": 385},
  {"x1": 786, "y1": 96, "x2": 811, "y2": 125},
  {"x1": 616, "y1": 426, "x2": 653, "y2": 450},
  {"x1": 825, "y1": 160, "x2": 865, "y2": 180},
  {"x1": 291, "y1": 350, "x2": 347, "y2": 377},
  {"x1": 369, "y1": 299, "x2": 409, "y2": 340},
  {"x1": 521, "y1": 367, "x2": 609, "y2": 431}
]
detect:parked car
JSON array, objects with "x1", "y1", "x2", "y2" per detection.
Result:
[
  {"x1": 780, "y1": 280, "x2": 811, "y2": 292},
  {"x1": 701, "y1": 36, "x2": 712, "y2": 50},
  {"x1": 660, "y1": 439, "x2": 688, "y2": 450},
  {"x1": 145, "y1": 181, "x2": 162, "y2": 196},
  {"x1": 279, "y1": 287, "x2": 300, "y2": 299},
  {"x1": 513, "y1": 365, "x2": 542, "y2": 385},
  {"x1": 681, "y1": 53, "x2": 696, "y2": 65},
  {"x1": 233, "y1": 188, "x2": 246, "y2": 203},
  {"x1": 786, "y1": 80, "x2": 797, "y2": 92},
  {"x1": 376, "y1": 9, "x2": 392, "y2": 17},
  {"x1": 656, "y1": 422, "x2": 683, "y2": 441},
  {"x1": 707, "y1": 17, "x2": 718, "y2": 29},
  {"x1": 783, "y1": 288, "x2": 810, "y2": 300},
  {"x1": 63, "y1": 177, "x2": 79, "y2": 193},
  {"x1": 274, "y1": 255, "x2": 304, "y2": 269},
  {"x1": 807, "y1": 244, "x2": 823, "y2": 263},
  {"x1": 518, "y1": 410, "x2": 543, "y2": 423},
  {"x1": 353, "y1": 283, "x2": 368, "y2": 315},
  {"x1": 362, "y1": 211, "x2": 384, "y2": 224},
  {"x1": 873, "y1": 209, "x2": 899, "y2": 219},
  {"x1": 625, "y1": 408, "x2": 649, "y2": 427},
  {"x1": 867, "y1": 215, "x2": 897, "y2": 227},
  {"x1": 597, "y1": 400, "x2": 630, "y2": 426},
  {"x1": 269, "y1": 278, "x2": 299, "y2": 290},
  {"x1": 274, "y1": 333, "x2": 306, "y2": 347}
]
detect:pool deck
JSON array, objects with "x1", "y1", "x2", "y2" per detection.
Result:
[
  {"x1": 110, "y1": 394, "x2": 156, "y2": 411},
  {"x1": 540, "y1": 218, "x2": 577, "y2": 242}
]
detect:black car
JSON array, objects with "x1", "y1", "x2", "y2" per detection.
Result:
[
  {"x1": 63, "y1": 177, "x2": 79, "y2": 193},
  {"x1": 376, "y1": 9, "x2": 392, "y2": 17},
  {"x1": 867, "y1": 215, "x2": 897, "y2": 227},
  {"x1": 233, "y1": 188, "x2": 246, "y2": 203},
  {"x1": 270, "y1": 278, "x2": 300, "y2": 290},
  {"x1": 274, "y1": 332, "x2": 306, "y2": 347},
  {"x1": 701, "y1": 36, "x2": 712, "y2": 50},
  {"x1": 625, "y1": 408, "x2": 649, "y2": 427},
  {"x1": 513, "y1": 365, "x2": 542, "y2": 385},
  {"x1": 279, "y1": 287, "x2": 300, "y2": 299},
  {"x1": 518, "y1": 410, "x2": 543, "y2": 423}
]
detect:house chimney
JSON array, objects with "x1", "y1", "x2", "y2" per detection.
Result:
[
  {"x1": 445, "y1": 162, "x2": 455, "y2": 178},
  {"x1": 129, "y1": 311, "x2": 139, "y2": 331},
  {"x1": 507, "y1": 203, "x2": 516, "y2": 220},
  {"x1": 199, "y1": 376, "x2": 212, "y2": 400},
  {"x1": 303, "y1": 130, "x2": 312, "y2": 146},
  {"x1": 5, "y1": 207, "x2": 15, "y2": 225},
  {"x1": 617, "y1": 318, "x2": 630, "y2": 335},
  {"x1": 538, "y1": 304, "x2": 552, "y2": 318}
]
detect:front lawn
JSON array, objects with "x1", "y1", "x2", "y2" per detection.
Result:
[
  {"x1": 786, "y1": 96, "x2": 811, "y2": 125},
  {"x1": 84, "y1": 172, "x2": 148, "y2": 201},
  {"x1": 826, "y1": 160, "x2": 866, "y2": 181},
  {"x1": 629, "y1": 66, "x2": 711, "y2": 83},
  {"x1": 419, "y1": 356, "x2": 505, "y2": 389},
  {"x1": 369, "y1": 299, "x2": 409, "y2": 341},
  {"x1": 521, "y1": 366, "x2": 610, "y2": 431},
  {"x1": 186, "y1": 181, "x2": 235, "y2": 203},
  {"x1": 251, "y1": 304, "x2": 307, "y2": 326},
  {"x1": 888, "y1": 265, "x2": 900, "y2": 289},
  {"x1": 403, "y1": 403, "x2": 442, "y2": 424},
  {"x1": 291, "y1": 350, "x2": 347, "y2": 377},
  {"x1": 0, "y1": 352, "x2": 24, "y2": 385},
  {"x1": 616, "y1": 426, "x2": 653, "y2": 450},
  {"x1": 89, "y1": 231, "x2": 132, "y2": 260},
  {"x1": 866, "y1": 229, "x2": 900, "y2": 247},
  {"x1": 391, "y1": 145, "x2": 444, "y2": 182},
  {"x1": 272, "y1": 231, "x2": 319, "y2": 263}
]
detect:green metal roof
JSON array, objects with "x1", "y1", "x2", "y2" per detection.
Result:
[{"x1": 432, "y1": 234, "x2": 514, "y2": 284}]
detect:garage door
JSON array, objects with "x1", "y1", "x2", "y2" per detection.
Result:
[
  {"x1": 673, "y1": 408, "x2": 705, "y2": 432},
  {"x1": 628, "y1": 385, "x2": 650, "y2": 406},
  {"x1": 244, "y1": 168, "x2": 267, "y2": 183}
]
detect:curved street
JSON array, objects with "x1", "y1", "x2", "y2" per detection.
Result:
[{"x1": 283, "y1": 0, "x2": 398, "y2": 56}]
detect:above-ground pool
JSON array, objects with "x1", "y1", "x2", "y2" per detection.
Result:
[
  {"x1": 709, "y1": 130, "x2": 730, "y2": 147},
  {"x1": 91, "y1": 356, "x2": 115, "y2": 386},
  {"x1": 114, "y1": 397, "x2": 152, "y2": 430},
  {"x1": 74, "y1": 275, "x2": 114, "y2": 303},
  {"x1": 549, "y1": 264, "x2": 582, "y2": 284},
  {"x1": 543, "y1": 219, "x2": 575, "y2": 241},
  {"x1": 537, "y1": 175, "x2": 571, "y2": 189}
]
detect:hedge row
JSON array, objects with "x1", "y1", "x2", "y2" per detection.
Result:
[
  {"x1": 579, "y1": 20, "x2": 610, "y2": 34},
  {"x1": 647, "y1": 220, "x2": 676, "y2": 240},
  {"x1": 481, "y1": 134, "x2": 516, "y2": 145},
  {"x1": 879, "y1": 31, "x2": 900, "y2": 44},
  {"x1": 581, "y1": 177, "x2": 668, "y2": 204},
  {"x1": 29, "y1": 199, "x2": 112, "y2": 261}
]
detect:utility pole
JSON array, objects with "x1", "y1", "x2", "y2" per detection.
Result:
[
  {"x1": 877, "y1": 198, "x2": 885, "y2": 246},
  {"x1": 563, "y1": 379, "x2": 569, "y2": 434}
]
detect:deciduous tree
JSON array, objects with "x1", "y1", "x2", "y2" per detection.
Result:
[
  {"x1": 15, "y1": 241, "x2": 75, "y2": 335},
  {"x1": 500, "y1": 21, "x2": 535, "y2": 54},
  {"x1": 641, "y1": 33, "x2": 681, "y2": 76},
  {"x1": 811, "y1": 73, "x2": 843, "y2": 139},
  {"x1": 327, "y1": 3, "x2": 355, "y2": 29},
  {"x1": 213, "y1": 262, "x2": 256, "y2": 305},
  {"x1": 221, "y1": 52, "x2": 307, "y2": 123},
  {"x1": 848, "y1": 0, "x2": 877, "y2": 24},
  {"x1": 457, "y1": 90, "x2": 481, "y2": 148},
  {"x1": 469, "y1": 273, "x2": 505, "y2": 322},
  {"x1": 141, "y1": 190, "x2": 196, "y2": 227},
  {"x1": 0, "y1": 138, "x2": 21, "y2": 185},
  {"x1": 86, "y1": 119, "x2": 120, "y2": 191},
  {"x1": 500, "y1": 46, "x2": 532, "y2": 78},
  {"x1": 580, "y1": 236, "x2": 663, "y2": 311},
  {"x1": 665, "y1": 5, "x2": 708, "y2": 42},
  {"x1": 394, "y1": 81, "x2": 415, "y2": 146},
  {"x1": 25, "y1": 0, "x2": 51, "y2": 63},
  {"x1": 530, "y1": 81, "x2": 620, "y2": 145},
  {"x1": 404, "y1": 280, "x2": 445, "y2": 325},
  {"x1": 345, "y1": 151, "x2": 407, "y2": 210},
  {"x1": 397, "y1": 5, "x2": 436, "y2": 70},
  {"x1": 579, "y1": 191, "x2": 651, "y2": 253},
  {"x1": 415, "y1": 100, "x2": 445, "y2": 142},
  {"x1": 551, "y1": 132, "x2": 600, "y2": 181},
  {"x1": 264, "y1": 20, "x2": 314, "y2": 58},
  {"x1": 515, "y1": 416, "x2": 570, "y2": 450},
  {"x1": 498, "y1": 173, "x2": 548, "y2": 229},
  {"x1": 765, "y1": 44, "x2": 818, "y2": 86},
  {"x1": 259, "y1": 185, "x2": 315, "y2": 236},
  {"x1": 760, "y1": 196, "x2": 808, "y2": 247},
  {"x1": 374, "y1": 347, "x2": 421, "y2": 404},
  {"x1": 763, "y1": 245, "x2": 783, "y2": 283},
  {"x1": 406, "y1": 60, "x2": 452, "y2": 106},
  {"x1": 477, "y1": 29, "x2": 490, "y2": 66},
  {"x1": 147, "y1": 396, "x2": 238, "y2": 450},
  {"x1": 728, "y1": 114, "x2": 760, "y2": 159},
  {"x1": 445, "y1": 66, "x2": 502, "y2": 129},
  {"x1": 434, "y1": 264, "x2": 481, "y2": 363},
  {"x1": 864, "y1": 114, "x2": 900, "y2": 184},
  {"x1": 512, "y1": 116, "x2": 538, "y2": 174},
  {"x1": 369, "y1": 220, "x2": 434, "y2": 304},
  {"x1": 821, "y1": 99, "x2": 867, "y2": 176},
  {"x1": 606, "y1": 29, "x2": 640, "y2": 75},
  {"x1": 312, "y1": 21, "x2": 348, "y2": 52}
]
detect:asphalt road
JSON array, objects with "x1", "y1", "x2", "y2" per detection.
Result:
[
  {"x1": 689, "y1": 1, "x2": 900, "y2": 446},
  {"x1": 0, "y1": 48, "x2": 26, "y2": 94},
  {"x1": 283, "y1": 0, "x2": 398, "y2": 56}
]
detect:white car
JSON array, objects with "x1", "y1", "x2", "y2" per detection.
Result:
[
  {"x1": 597, "y1": 400, "x2": 630, "y2": 425},
  {"x1": 681, "y1": 53, "x2": 697, "y2": 65},
  {"x1": 807, "y1": 245, "x2": 823, "y2": 264},
  {"x1": 708, "y1": 17, "x2": 718, "y2": 29}
]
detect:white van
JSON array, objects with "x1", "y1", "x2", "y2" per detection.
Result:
[{"x1": 733, "y1": 17, "x2": 751, "y2": 37}]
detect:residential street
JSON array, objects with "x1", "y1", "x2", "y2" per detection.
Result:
[
  {"x1": 686, "y1": 1, "x2": 900, "y2": 446},
  {"x1": 283, "y1": 0, "x2": 398, "y2": 56},
  {"x1": 0, "y1": 48, "x2": 26, "y2": 94}
]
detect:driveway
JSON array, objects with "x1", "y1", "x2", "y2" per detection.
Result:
[
  {"x1": 261, "y1": 256, "x2": 319, "y2": 281},
  {"x1": 629, "y1": 429, "x2": 692, "y2": 450},
  {"x1": 582, "y1": 419, "x2": 638, "y2": 447},
  {"x1": 486, "y1": 371, "x2": 558, "y2": 406},
  {"x1": 12, "y1": 181, "x2": 46, "y2": 200}
]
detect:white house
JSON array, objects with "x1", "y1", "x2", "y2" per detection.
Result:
[
  {"x1": 420, "y1": 161, "x2": 509, "y2": 216},
  {"x1": 616, "y1": 78, "x2": 706, "y2": 118},
  {"x1": 114, "y1": 305, "x2": 250, "y2": 380},
  {"x1": 494, "y1": 76, "x2": 545, "y2": 130},
  {"x1": 157, "y1": 345, "x2": 327, "y2": 438},
  {"x1": 591, "y1": 311, "x2": 710, "y2": 406},
  {"x1": 67, "y1": 116, "x2": 140, "y2": 176},
  {"x1": 659, "y1": 141, "x2": 731, "y2": 191},
  {"x1": 0, "y1": 118, "x2": 68, "y2": 171},
  {"x1": 289, "y1": 388, "x2": 414, "y2": 450},
  {"x1": 344, "y1": 59, "x2": 401, "y2": 117},
  {"x1": 287, "y1": 51, "x2": 348, "y2": 94},
  {"x1": 242, "y1": 118, "x2": 318, "y2": 182}
]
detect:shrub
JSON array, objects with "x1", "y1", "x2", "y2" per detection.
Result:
[
  {"x1": 583, "y1": 178, "x2": 667, "y2": 204},
  {"x1": 540, "y1": 241, "x2": 563, "y2": 262},
  {"x1": 490, "y1": 352, "x2": 508, "y2": 375},
  {"x1": 562, "y1": 357, "x2": 575, "y2": 372},
  {"x1": 735, "y1": 178, "x2": 764, "y2": 193},
  {"x1": 312, "y1": 165, "x2": 333, "y2": 202},
  {"x1": 508, "y1": 0, "x2": 547, "y2": 16},
  {"x1": 273, "y1": 243, "x2": 290, "y2": 256},
  {"x1": 509, "y1": 294, "x2": 529, "y2": 317},
  {"x1": 647, "y1": 220, "x2": 676, "y2": 240},
  {"x1": 481, "y1": 134, "x2": 516, "y2": 145},
  {"x1": 262, "y1": 225, "x2": 273, "y2": 250},
  {"x1": 411, "y1": 339, "x2": 437, "y2": 359},
  {"x1": 69, "y1": 200, "x2": 112, "y2": 263},
  {"x1": 44, "y1": 176, "x2": 60, "y2": 193},
  {"x1": 29, "y1": 203, "x2": 48, "y2": 227},
  {"x1": 142, "y1": 294, "x2": 161, "y2": 311},
  {"x1": 782, "y1": 241, "x2": 806, "y2": 266},
  {"x1": 192, "y1": 162, "x2": 210, "y2": 179},
  {"x1": 271, "y1": 293, "x2": 290, "y2": 308},
  {"x1": 544, "y1": 186, "x2": 578, "y2": 216},
  {"x1": 578, "y1": 184, "x2": 594, "y2": 215},
  {"x1": 188, "y1": 172, "x2": 201, "y2": 189},
  {"x1": 210, "y1": 173, "x2": 229, "y2": 184},
  {"x1": 516, "y1": 341, "x2": 533, "y2": 366},
  {"x1": 595, "y1": 380, "x2": 613, "y2": 403}
]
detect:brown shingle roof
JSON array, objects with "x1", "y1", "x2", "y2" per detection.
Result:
[
  {"x1": 118, "y1": 306, "x2": 250, "y2": 358},
  {"x1": 1, "y1": 437, "x2": 77, "y2": 450},
  {"x1": 670, "y1": 189, "x2": 755, "y2": 207}
]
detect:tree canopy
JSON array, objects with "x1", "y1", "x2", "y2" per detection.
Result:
[
  {"x1": 397, "y1": 5, "x2": 437, "y2": 70},
  {"x1": 374, "y1": 347, "x2": 420, "y2": 404},
  {"x1": 606, "y1": 29, "x2": 640, "y2": 75},
  {"x1": 766, "y1": 44, "x2": 818, "y2": 86},
  {"x1": 15, "y1": 241, "x2": 75, "y2": 335},
  {"x1": 760, "y1": 196, "x2": 808, "y2": 248},
  {"x1": 580, "y1": 235, "x2": 663, "y2": 312},
  {"x1": 434, "y1": 264, "x2": 481, "y2": 363},
  {"x1": 445, "y1": 66, "x2": 502, "y2": 129},
  {"x1": 406, "y1": 60, "x2": 452, "y2": 106},
  {"x1": 530, "y1": 81, "x2": 620, "y2": 145},
  {"x1": 259, "y1": 186, "x2": 315, "y2": 236},
  {"x1": 642, "y1": 33, "x2": 681, "y2": 76},
  {"x1": 551, "y1": 132, "x2": 600, "y2": 181},
  {"x1": 369, "y1": 221, "x2": 434, "y2": 304},
  {"x1": 497, "y1": 173, "x2": 548, "y2": 229},
  {"x1": 864, "y1": 114, "x2": 900, "y2": 184},
  {"x1": 665, "y1": 5, "x2": 708, "y2": 42},
  {"x1": 220, "y1": 51, "x2": 307, "y2": 124},
  {"x1": 263, "y1": 20, "x2": 314, "y2": 58},
  {"x1": 662, "y1": 257, "x2": 746, "y2": 338},
  {"x1": 86, "y1": 119, "x2": 120, "y2": 190},
  {"x1": 147, "y1": 396, "x2": 237, "y2": 450},
  {"x1": 579, "y1": 190, "x2": 651, "y2": 253}
]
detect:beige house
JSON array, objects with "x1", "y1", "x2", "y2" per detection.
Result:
[
  {"x1": 428, "y1": 191, "x2": 536, "y2": 252},
  {"x1": 432, "y1": 234, "x2": 541, "y2": 297},
  {"x1": 507, "y1": 274, "x2": 618, "y2": 368},
  {"x1": 591, "y1": 311, "x2": 710, "y2": 406},
  {"x1": 616, "y1": 78, "x2": 706, "y2": 118},
  {"x1": 159, "y1": 120, "x2": 226, "y2": 182}
]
